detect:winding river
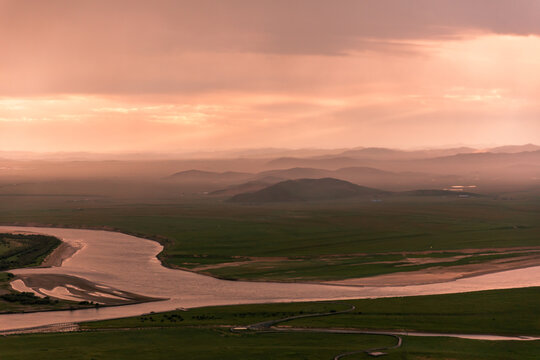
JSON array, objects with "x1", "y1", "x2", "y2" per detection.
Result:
[{"x1": 1, "y1": 226, "x2": 540, "y2": 332}]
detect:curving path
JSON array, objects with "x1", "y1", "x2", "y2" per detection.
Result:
[
  {"x1": 233, "y1": 302, "x2": 540, "y2": 359},
  {"x1": 232, "y1": 303, "x2": 403, "y2": 358}
]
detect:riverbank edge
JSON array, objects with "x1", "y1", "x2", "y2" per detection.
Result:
[
  {"x1": 3, "y1": 222, "x2": 540, "y2": 288},
  {"x1": 1, "y1": 227, "x2": 167, "y2": 314}
]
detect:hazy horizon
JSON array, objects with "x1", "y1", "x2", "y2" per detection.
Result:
[{"x1": 1, "y1": 142, "x2": 539, "y2": 159}]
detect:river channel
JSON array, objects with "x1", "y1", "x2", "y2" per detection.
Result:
[{"x1": 1, "y1": 226, "x2": 540, "y2": 332}]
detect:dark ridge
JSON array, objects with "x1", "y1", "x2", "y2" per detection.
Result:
[
  {"x1": 402, "y1": 189, "x2": 482, "y2": 197},
  {"x1": 228, "y1": 178, "x2": 389, "y2": 203},
  {"x1": 166, "y1": 169, "x2": 252, "y2": 182},
  {"x1": 209, "y1": 177, "x2": 283, "y2": 196}
]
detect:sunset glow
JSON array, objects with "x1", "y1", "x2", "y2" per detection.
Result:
[{"x1": 1, "y1": 0, "x2": 539, "y2": 152}]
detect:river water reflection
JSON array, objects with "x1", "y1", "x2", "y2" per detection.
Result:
[{"x1": 1, "y1": 226, "x2": 540, "y2": 331}]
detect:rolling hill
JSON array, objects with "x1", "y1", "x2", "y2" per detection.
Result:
[
  {"x1": 166, "y1": 170, "x2": 253, "y2": 183},
  {"x1": 209, "y1": 177, "x2": 284, "y2": 196},
  {"x1": 228, "y1": 178, "x2": 389, "y2": 203}
]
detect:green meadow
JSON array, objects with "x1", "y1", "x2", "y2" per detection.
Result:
[
  {"x1": 0, "y1": 233, "x2": 60, "y2": 271},
  {"x1": 3, "y1": 329, "x2": 540, "y2": 360},
  {"x1": 2, "y1": 287, "x2": 540, "y2": 359},
  {"x1": 81, "y1": 287, "x2": 540, "y2": 336},
  {"x1": 2, "y1": 194, "x2": 539, "y2": 281},
  {"x1": 0, "y1": 233, "x2": 97, "y2": 313},
  {"x1": 1, "y1": 190, "x2": 540, "y2": 358}
]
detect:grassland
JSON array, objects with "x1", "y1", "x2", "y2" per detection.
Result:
[
  {"x1": 0, "y1": 233, "x2": 93, "y2": 313},
  {"x1": 0, "y1": 329, "x2": 395, "y2": 360},
  {"x1": 2, "y1": 287, "x2": 540, "y2": 359},
  {"x1": 3, "y1": 329, "x2": 540, "y2": 360},
  {"x1": 0, "y1": 233, "x2": 61, "y2": 270},
  {"x1": 198, "y1": 249, "x2": 540, "y2": 281},
  {"x1": 1, "y1": 187, "x2": 540, "y2": 358},
  {"x1": 287, "y1": 287, "x2": 540, "y2": 336},
  {"x1": 81, "y1": 287, "x2": 540, "y2": 336},
  {"x1": 2, "y1": 194, "x2": 539, "y2": 281}
]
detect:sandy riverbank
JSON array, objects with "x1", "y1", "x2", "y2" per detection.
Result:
[
  {"x1": 39, "y1": 241, "x2": 81, "y2": 267},
  {"x1": 324, "y1": 253, "x2": 540, "y2": 287},
  {"x1": 8, "y1": 227, "x2": 540, "y2": 297},
  {"x1": 12, "y1": 274, "x2": 164, "y2": 306},
  {"x1": 5, "y1": 228, "x2": 162, "y2": 306}
]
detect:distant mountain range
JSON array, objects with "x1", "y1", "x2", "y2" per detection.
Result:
[
  {"x1": 166, "y1": 165, "x2": 465, "y2": 193},
  {"x1": 7, "y1": 144, "x2": 532, "y2": 192},
  {"x1": 335, "y1": 146, "x2": 478, "y2": 160},
  {"x1": 265, "y1": 147, "x2": 540, "y2": 171},
  {"x1": 488, "y1": 144, "x2": 540, "y2": 153},
  {"x1": 2, "y1": 144, "x2": 537, "y2": 199},
  {"x1": 2, "y1": 144, "x2": 538, "y2": 161}
]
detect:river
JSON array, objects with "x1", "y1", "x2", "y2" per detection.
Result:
[{"x1": 1, "y1": 226, "x2": 540, "y2": 332}]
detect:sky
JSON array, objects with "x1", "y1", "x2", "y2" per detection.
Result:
[{"x1": 1, "y1": 0, "x2": 540, "y2": 153}]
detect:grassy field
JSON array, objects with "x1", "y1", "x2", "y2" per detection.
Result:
[
  {"x1": 2, "y1": 287, "x2": 540, "y2": 359},
  {"x1": 0, "y1": 329, "x2": 395, "y2": 360},
  {"x1": 199, "y1": 250, "x2": 538, "y2": 281},
  {"x1": 2, "y1": 328, "x2": 540, "y2": 360},
  {"x1": 0, "y1": 233, "x2": 61, "y2": 270},
  {"x1": 0, "y1": 233, "x2": 93, "y2": 313},
  {"x1": 288, "y1": 287, "x2": 540, "y2": 336},
  {"x1": 2, "y1": 191, "x2": 540, "y2": 358},
  {"x1": 81, "y1": 287, "x2": 540, "y2": 336},
  {"x1": 1, "y1": 194, "x2": 540, "y2": 281}
]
